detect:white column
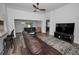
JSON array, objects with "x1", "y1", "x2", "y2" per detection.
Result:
[
  {"x1": 41, "y1": 19, "x2": 46, "y2": 33},
  {"x1": 7, "y1": 16, "x2": 16, "y2": 37},
  {"x1": 49, "y1": 12, "x2": 55, "y2": 36}
]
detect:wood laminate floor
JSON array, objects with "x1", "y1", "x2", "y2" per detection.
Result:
[{"x1": 3, "y1": 33, "x2": 61, "y2": 55}]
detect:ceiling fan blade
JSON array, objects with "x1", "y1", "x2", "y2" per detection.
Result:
[
  {"x1": 39, "y1": 9, "x2": 46, "y2": 11},
  {"x1": 33, "y1": 5, "x2": 37, "y2": 8},
  {"x1": 33, "y1": 5, "x2": 39, "y2": 9}
]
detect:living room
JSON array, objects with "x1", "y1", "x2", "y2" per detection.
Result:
[{"x1": 0, "y1": 2, "x2": 79, "y2": 55}]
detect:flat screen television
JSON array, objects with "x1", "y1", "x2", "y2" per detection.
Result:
[{"x1": 55, "y1": 23, "x2": 75, "y2": 35}]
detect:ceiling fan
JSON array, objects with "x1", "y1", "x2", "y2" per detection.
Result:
[{"x1": 33, "y1": 3, "x2": 46, "y2": 12}]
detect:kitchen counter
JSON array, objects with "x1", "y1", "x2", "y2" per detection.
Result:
[
  {"x1": 0, "y1": 31, "x2": 8, "y2": 38},
  {"x1": 0, "y1": 31, "x2": 8, "y2": 54}
]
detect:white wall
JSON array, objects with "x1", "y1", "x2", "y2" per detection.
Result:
[
  {"x1": 45, "y1": 12, "x2": 51, "y2": 20},
  {"x1": 15, "y1": 21, "x2": 26, "y2": 33},
  {"x1": 7, "y1": 8, "x2": 46, "y2": 37},
  {"x1": 0, "y1": 3, "x2": 8, "y2": 53},
  {"x1": 32, "y1": 21, "x2": 41, "y2": 27},
  {"x1": 49, "y1": 4, "x2": 79, "y2": 44},
  {"x1": 0, "y1": 4, "x2": 8, "y2": 33}
]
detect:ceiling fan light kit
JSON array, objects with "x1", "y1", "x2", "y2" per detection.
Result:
[{"x1": 36, "y1": 9, "x2": 39, "y2": 11}]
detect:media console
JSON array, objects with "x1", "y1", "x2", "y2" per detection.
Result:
[
  {"x1": 54, "y1": 23, "x2": 75, "y2": 43},
  {"x1": 54, "y1": 32, "x2": 74, "y2": 43}
]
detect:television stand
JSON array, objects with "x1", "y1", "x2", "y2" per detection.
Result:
[{"x1": 54, "y1": 32, "x2": 74, "y2": 43}]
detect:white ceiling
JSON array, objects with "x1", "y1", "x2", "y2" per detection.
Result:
[{"x1": 6, "y1": 3, "x2": 68, "y2": 12}]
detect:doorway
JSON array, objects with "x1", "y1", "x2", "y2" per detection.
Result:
[{"x1": 46, "y1": 20, "x2": 50, "y2": 34}]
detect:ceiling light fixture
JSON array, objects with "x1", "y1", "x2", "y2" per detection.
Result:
[{"x1": 36, "y1": 9, "x2": 39, "y2": 12}]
